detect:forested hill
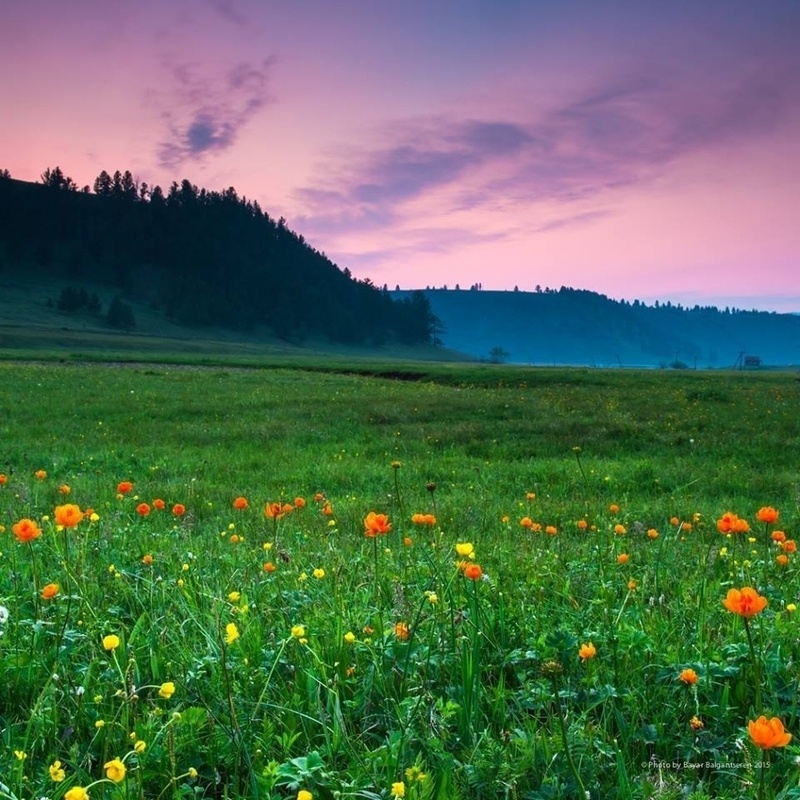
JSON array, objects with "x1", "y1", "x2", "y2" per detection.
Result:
[
  {"x1": 392, "y1": 288, "x2": 800, "y2": 367},
  {"x1": 0, "y1": 170, "x2": 434, "y2": 346}
]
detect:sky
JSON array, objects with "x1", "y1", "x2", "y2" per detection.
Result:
[{"x1": 2, "y1": 0, "x2": 799, "y2": 312}]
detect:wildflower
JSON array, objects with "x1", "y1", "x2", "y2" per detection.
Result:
[
  {"x1": 13, "y1": 518, "x2": 42, "y2": 543},
  {"x1": 229, "y1": 534, "x2": 242, "y2": 543},
  {"x1": 756, "y1": 507, "x2": 779, "y2": 525},
  {"x1": 104, "y1": 758, "x2": 127, "y2": 783},
  {"x1": 647, "y1": 528, "x2": 659, "y2": 539},
  {"x1": 49, "y1": 760, "x2": 66, "y2": 782},
  {"x1": 617, "y1": 553, "x2": 629, "y2": 564},
  {"x1": 411, "y1": 513, "x2": 436, "y2": 525},
  {"x1": 614, "y1": 524, "x2": 627, "y2": 535},
  {"x1": 103, "y1": 634, "x2": 121, "y2": 651},
  {"x1": 153, "y1": 498, "x2": 166, "y2": 510},
  {"x1": 391, "y1": 782, "x2": 406, "y2": 799},
  {"x1": 95, "y1": 719, "x2": 105, "y2": 728},
  {"x1": 297, "y1": 791, "x2": 313, "y2": 800},
  {"x1": 520, "y1": 516, "x2": 533, "y2": 529},
  {"x1": 455, "y1": 542, "x2": 474, "y2": 558},
  {"x1": 264, "y1": 502, "x2": 286, "y2": 519},
  {"x1": 158, "y1": 681, "x2": 176, "y2": 698},
  {"x1": 679, "y1": 668, "x2": 698, "y2": 685},
  {"x1": 233, "y1": 496, "x2": 249, "y2": 509},
  {"x1": 142, "y1": 554, "x2": 153, "y2": 565},
  {"x1": 133, "y1": 739, "x2": 146, "y2": 753},
  {"x1": 313, "y1": 568, "x2": 325, "y2": 579},
  {"x1": 65, "y1": 787, "x2": 89, "y2": 800},
  {"x1": 136, "y1": 502, "x2": 151, "y2": 517},
  {"x1": 683, "y1": 523, "x2": 693, "y2": 533},
  {"x1": 394, "y1": 622, "x2": 410, "y2": 641},
  {"x1": 0, "y1": 473, "x2": 6, "y2": 484},
  {"x1": 609, "y1": 504, "x2": 620, "y2": 514},
  {"x1": 225, "y1": 623, "x2": 239, "y2": 644},
  {"x1": 172, "y1": 503, "x2": 186, "y2": 516},
  {"x1": 294, "y1": 496, "x2": 306, "y2": 509},
  {"x1": 690, "y1": 716, "x2": 704, "y2": 731},
  {"x1": 41, "y1": 582, "x2": 60, "y2": 599},
  {"x1": 670, "y1": 516, "x2": 679, "y2": 526},
  {"x1": 772, "y1": 530, "x2": 787, "y2": 543},
  {"x1": 14, "y1": 749, "x2": 26, "y2": 760},
  {"x1": 526, "y1": 491, "x2": 536, "y2": 501},
  {"x1": 403, "y1": 536, "x2": 412, "y2": 547},
  {"x1": 188, "y1": 767, "x2": 198, "y2": 778},
  {"x1": 787, "y1": 604, "x2": 797, "y2": 613},
  {"x1": 723, "y1": 587, "x2": 768, "y2": 618},
  {"x1": 59, "y1": 483, "x2": 71, "y2": 495},
  {"x1": 576, "y1": 519, "x2": 588, "y2": 530},
  {"x1": 228, "y1": 591, "x2": 241, "y2": 602},
  {"x1": 777, "y1": 554, "x2": 789, "y2": 566},
  {"x1": 291, "y1": 624, "x2": 306, "y2": 639},
  {"x1": 405, "y1": 766, "x2": 427, "y2": 782},
  {"x1": 425, "y1": 591, "x2": 438, "y2": 604},
  {"x1": 782, "y1": 540, "x2": 797, "y2": 553},
  {"x1": 117, "y1": 481, "x2": 133, "y2": 494},
  {"x1": 545, "y1": 525, "x2": 558, "y2": 536},
  {"x1": 263, "y1": 562, "x2": 276, "y2": 573},
  {"x1": 748, "y1": 716, "x2": 792, "y2": 749},
  {"x1": 344, "y1": 631, "x2": 356, "y2": 644},
  {"x1": 463, "y1": 563, "x2": 483, "y2": 580},
  {"x1": 35, "y1": 469, "x2": 47, "y2": 480},
  {"x1": 627, "y1": 579, "x2": 638, "y2": 591},
  {"x1": 364, "y1": 511, "x2": 391, "y2": 537},
  {"x1": 578, "y1": 642, "x2": 596, "y2": 661}
]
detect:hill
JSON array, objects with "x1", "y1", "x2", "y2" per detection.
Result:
[
  {"x1": 392, "y1": 288, "x2": 800, "y2": 368},
  {"x1": 0, "y1": 170, "x2": 434, "y2": 348}
]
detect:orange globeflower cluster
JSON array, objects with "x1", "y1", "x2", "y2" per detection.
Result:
[
  {"x1": 364, "y1": 512, "x2": 391, "y2": 538},
  {"x1": 136, "y1": 503, "x2": 151, "y2": 517},
  {"x1": 55, "y1": 504, "x2": 83, "y2": 528},
  {"x1": 723, "y1": 587, "x2": 768, "y2": 618},
  {"x1": 117, "y1": 481, "x2": 133, "y2": 494},
  {"x1": 748, "y1": 716, "x2": 792, "y2": 749},
  {"x1": 756, "y1": 506, "x2": 779, "y2": 525},
  {"x1": 716, "y1": 511, "x2": 750, "y2": 534},
  {"x1": 13, "y1": 518, "x2": 42, "y2": 543},
  {"x1": 265, "y1": 502, "x2": 293, "y2": 520},
  {"x1": 411, "y1": 513, "x2": 436, "y2": 526}
]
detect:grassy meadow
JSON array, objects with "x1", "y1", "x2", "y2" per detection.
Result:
[{"x1": 1, "y1": 360, "x2": 799, "y2": 800}]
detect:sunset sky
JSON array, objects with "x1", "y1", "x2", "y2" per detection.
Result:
[{"x1": 2, "y1": 0, "x2": 798, "y2": 312}]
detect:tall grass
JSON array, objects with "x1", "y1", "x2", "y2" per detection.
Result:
[{"x1": 0, "y1": 362, "x2": 798, "y2": 799}]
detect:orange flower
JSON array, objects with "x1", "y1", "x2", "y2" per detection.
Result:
[
  {"x1": 463, "y1": 563, "x2": 483, "y2": 580},
  {"x1": 58, "y1": 484, "x2": 71, "y2": 495},
  {"x1": 722, "y1": 587, "x2": 768, "y2": 618},
  {"x1": 364, "y1": 511, "x2": 391, "y2": 538},
  {"x1": 647, "y1": 528, "x2": 659, "y2": 539},
  {"x1": 771, "y1": 530, "x2": 786, "y2": 543},
  {"x1": 690, "y1": 716, "x2": 704, "y2": 731},
  {"x1": 54, "y1": 504, "x2": 83, "y2": 528},
  {"x1": 35, "y1": 469, "x2": 47, "y2": 480},
  {"x1": 394, "y1": 622, "x2": 409, "y2": 640},
  {"x1": 609, "y1": 504, "x2": 620, "y2": 514},
  {"x1": 153, "y1": 498, "x2": 166, "y2": 510},
  {"x1": 717, "y1": 512, "x2": 750, "y2": 534},
  {"x1": 172, "y1": 503, "x2": 186, "y2": 517},
  {"x1": 614, "y1": 524, "x2": 626, "y2": 535},
  {"x1": 411, "y1": 513, "x2": 436, "y2": 526},
  {"x1": 403, "y1": 537, "x2": 412, "y2": 547},
  {"x1": 748, "y1": 715, "x2": 792, "y2": 749},
  {"x1": 520, "y1": 516, "x2": 534, "y2": 529},
  {"x1": 578, "y1": 642, "x2": 596, "y2": 661},
  {"x1": 263, "y1": 562, "x2": 276, "y2": 573},
  {"x1": 781, "y1": 540, "x2": 797, "y2": 553},
  {"x1": 13, "y1": 518, "x2": 42, "y2": 543},
  {"x1": 545, "y1": 525, "x2": 558, "y2": 536},
  {"x1": 233, "y1": 496, "x2": 249, "y2": 510},
  {"x1": 756, "y1": 506, "x2": 779, "y2": 525},
  {"x1": 682, "y1": 523, "x2": 692, "y2": 533},
  {"x1": 0, "y1": 473, "x2": 7, "y2": 485},
  {"x1": 616, "y1": 553, "x2": 629, "y2": 564},
  {"x1": 142, "y1": 554, "x2": 153, "y2": 566},
  {"x1": 41, "y1": 582, "x2": 60, "y2": 599},
  {"x1": 313, "y1": 492, "x2": 325, "y2": 503},
  {"x1": 136, "y1": 502, "x2": 151, "y2": 517},
  {"x1": 679, "y1": 668, "x2": 698, "y2": 685},
  {"x1": 117, "y1": 481, "x2": 133, "y2": 494},
  {"x1": 670, "y1": 516, "x2": 679, "y2": 526},
  {"x1": 294, "y1": 496, "x2": 306, "y2": 509},
  {"x1": 526, "y1": 492, "x2": 536, "y2": 501},
  {"x1": 264, "y1": 502, "x2": 286, "y2": 520},
  {"x1": 776, "y1": 554, "x2": 789, "y2": 566},
  {"x1": 576, "y1": 519, "x2": 588, "y2": 530}
]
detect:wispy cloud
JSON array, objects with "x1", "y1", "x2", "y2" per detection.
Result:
[{"x1": 153, "y1": 57, "x2": 274, "y2": 169}]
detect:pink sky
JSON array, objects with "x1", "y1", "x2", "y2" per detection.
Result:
[{"x1": 2, "y1": 0, "x2": 799, "y2": 312}]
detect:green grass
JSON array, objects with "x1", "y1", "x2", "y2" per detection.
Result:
[{"x1": 1, "y1": 361, "x2": 799, "y2": 800}]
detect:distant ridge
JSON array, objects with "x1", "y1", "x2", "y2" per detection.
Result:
[{"x1": 392, "y1": 288, "x2": 800, "y2": 367}]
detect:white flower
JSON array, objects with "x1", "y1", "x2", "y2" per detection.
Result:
[{"x1": 0, "y1": 605, "x2": 9, "y2": 624}]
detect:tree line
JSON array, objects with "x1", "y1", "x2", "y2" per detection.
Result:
[{"x1": 0, "y1": 167, "x2": 436, "y2": 346}]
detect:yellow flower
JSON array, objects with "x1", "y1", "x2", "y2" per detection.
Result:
[
  {"x1": 391, "y1": 781, "x2": 406, "y2": 798},
  {"x1": 14, "y1": 749, "x2": 26, "y2": 760},
  {"x1": 227, "y1": 591, "x2": 241, "y2": 602},
  {"x1": 102, "y1": 634, "x2": 120, "y2": 651},
  {"x1": 578, "y1": 642, "x2": 596, "y2": 661},
  {"x1": 159, "y1": 681, "x2": 176, "y2": 699},
  {"x1": 225, "y1": 622, "x2": 239, "y2": 644},
  {"x1": 313, "y1": 568, "x2": 325, "y2": 579},
  {"x1": 49, "y1": 760, "x2": 66, "y2": 782},
  {"x1": 188, "y1": 767, "x2": 198, "y2": 778},
  {"x1": 455, "y1": 542, "x2": 474, "y2": 558},
  {"x1": 95, "y1": 719, "x2": 105, "y2": 728},
  {"x1": 344, "y1": 631, "x2": 356, "y2": 644},
  {"x1": 133, "y1": 739, "x2": 146, "y2": 754},
  {"x1": 297, "y1": 791, "x2": 313, "y2": 800},
  {"x1": 65, "y1": 787, "x2": 89, "y2": 800},
  {"x1": 104, "y1": 758, "x2": 127, "y2": 783},
  {"x1": 291, "y1": 624, "x2": 306, "y2": 640},
  {"x1": 787, "y1": 603, "x2": 797, "y2": 613}
]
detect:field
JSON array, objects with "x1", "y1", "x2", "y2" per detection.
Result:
[{"x1": 1, "y1": 360, "x2": 799, "y2": 800}]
